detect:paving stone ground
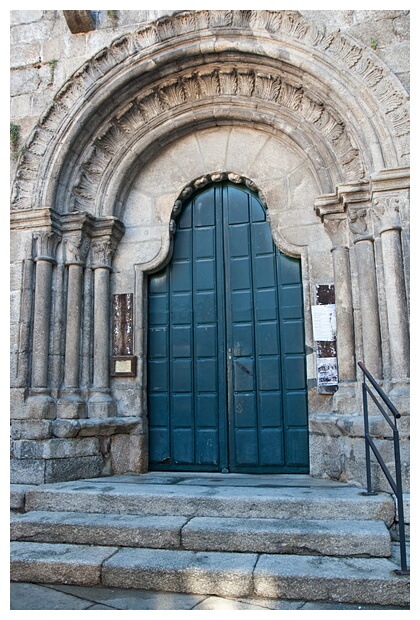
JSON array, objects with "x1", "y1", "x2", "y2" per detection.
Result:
[{"x1": 10, "y1": 582, "x2": 410, "y2": 611}]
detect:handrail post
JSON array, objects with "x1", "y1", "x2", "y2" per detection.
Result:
[
  {"x1": 393, "y1": 426, "x2": 409, "y2": 574},
  {"x1": 357, "y1": 361, "x2": 409, "y2": 575},
  {"x1": 362, "y1": 376, "x2": 377, "y2": 496}
]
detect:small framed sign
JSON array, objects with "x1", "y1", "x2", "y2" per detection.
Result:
[
  {"x1": 111, "y1": 294, "x2": 136, "y2": 377},
  {"x1": 111, "y1": 355, "x2": 137, "y2": 377}
]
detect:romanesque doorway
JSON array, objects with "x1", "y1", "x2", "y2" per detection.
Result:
[{"x1": 147, "y1": 182, "x2": 309, "y2": 473}]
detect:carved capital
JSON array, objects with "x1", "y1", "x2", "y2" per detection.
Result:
[
  {"x1": 323, "y1": 215, "x2": 349, "y2": 250},
  {"x1": 32, "y1": 230, "x2": 60, "y2": 263},
  {"x1": 348, "y1": 207, "x2": 373, "y2": 242},
  {"x1": 90, "y1": 216, "x2": 124, "y2": 269},
  {"x1": 91, "y1": 238, "x2": 117, "y2": 270},
  {"x1": 372, "y1": 194, "x2": 401, "y2": 234},
  {"x1": 63, "y1": 233, "x2": 90, "y2": 266}
]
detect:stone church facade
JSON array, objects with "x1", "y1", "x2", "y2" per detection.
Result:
[{"x1": 10, "y1": 10, "x2": 410, "y2": 493}]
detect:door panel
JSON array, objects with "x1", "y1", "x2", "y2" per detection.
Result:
[{"x1": 148, "y1": 182, "x2": 309, "y2": 472}]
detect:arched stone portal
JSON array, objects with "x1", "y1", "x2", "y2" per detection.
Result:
[{"x1": 10, "y1": 10, "x2": 409, "y2": 490}]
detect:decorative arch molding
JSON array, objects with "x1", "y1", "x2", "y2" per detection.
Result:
[
  {"x1": 169, "y1": 171, "x2": 304, "y2": 261},
  {"x1": 11, "y1": 9, "x2": 409, "y2": 219},
  {"x1": 69, "y1": 64, "x2": 363, "y2": 217},
  {"x1": 134, "y1": 166, "x2": 313, "y2": 281}
]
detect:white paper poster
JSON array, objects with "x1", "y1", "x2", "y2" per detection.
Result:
[{"x1": 311, "y1": 304, "x2": 336, "y2": 341}]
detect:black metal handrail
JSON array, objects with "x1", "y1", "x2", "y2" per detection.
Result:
[{"x1": 358, "y1": 361, "x2": 409, "y2": 575}]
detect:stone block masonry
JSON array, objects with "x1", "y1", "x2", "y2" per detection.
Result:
[{"x1": 10, "y1": 10, "x2": 409, "y2": 488}]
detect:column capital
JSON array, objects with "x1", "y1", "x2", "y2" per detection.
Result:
[
  {"x1": 63, "y1": 233, "x2": 90, "y2": 266},
  {"x1": 90, "y1": 217, "x2": 125, "y2": 270},
  {"x1": 91, "y1": 238, "x2": 117, "y2": 270},
  {"x1": 372, "y1": 194, "x2": 401, "y2": 234},
  {"x1": 348, "y1": 207, "x2": 373, "y2": 243},
  {"x1": 323, "y1": 214, "x2": 349, "y2": 250},
  {"x1": 32, "y1": 230, "x2": 60, "y2": 263}
]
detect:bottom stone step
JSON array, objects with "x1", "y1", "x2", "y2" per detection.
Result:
[
  {"x1": 253, "y1": 554, "x2": 410, "y2": 606},
  {"x1": 10, "y1": 541, "x2": 118, "y2": 586},
  {"x1": 10, "y1": 542, "x2": 410, "y2": 605}
]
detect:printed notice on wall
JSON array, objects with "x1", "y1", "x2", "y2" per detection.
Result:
[
  {"x1": 317, "y1": 357, "x2": 338, "y2": 387},
  {"x1": 311, "y1": 304, "x2": 336, "y2": 342}
]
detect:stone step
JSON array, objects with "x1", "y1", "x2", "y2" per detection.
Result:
[
  {"x1": 10, "y1": 511, "x2": 392, "y2": 558},
  {"x1": 10, "y1": 542, "x2": 409, "y2": 605},
  {"x1": 24, "y1": 478, "x2": 395, "y2": 523}
]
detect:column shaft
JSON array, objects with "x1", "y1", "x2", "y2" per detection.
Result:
[
  {"x1": 64, "y1": 263, "x2": 84, "y2": 388},
  {"x1": 31, "y1": 259, "x2": 53, "y2": 388},
  {"x1": 381, "y1": 229, "x2": 409, "y2": 378},
  {"x1": 93, "y1": 266, "x2": 111, "y2": 389},
  {"x1": 331, "y1": 246, "x2": 356, "y2": 381},
  {"x1": 355, "y1": 239, "x2": 382, "y2": 378}
]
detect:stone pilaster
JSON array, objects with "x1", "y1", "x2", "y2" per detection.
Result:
[
  {"x1": 26, "y1": 230, "x2": 60, "y2": 419},
  {"x1": 372, "y1": 194, "x2": 409, "y2": 381},
  {"x1": 348, "y1": 207, "x2": 382, "y2": 379},
  {"x1": 57, "y1": 232, "x2": 90, "y2": 419}
]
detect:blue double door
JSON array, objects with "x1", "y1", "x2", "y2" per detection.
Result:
[{"x1": 148, "y1": 183, "x2": 309, "y2": 473}]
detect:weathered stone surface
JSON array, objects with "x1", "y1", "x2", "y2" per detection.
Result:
[
  {"x1": 11, "y1": 420, "x2": 52, "y2": 440},
  {"x1": 253, "y1": 554, "x2": 410, "y2": 605},
  {"x1": 9, "y1": 474, "x2": 408, "y2": 606},
  {"x1": 44, "y1": 456, "x2": 104, "y2": 483},
  {"x1": 102, "y1": 548, "x2": 257, "y2": 597},
  {"x1": 110, "y1": 434, "x2": 147, "y2": 475},
  {"x1": 181, "y1": 517, "x2": 391, "y2": 557},
  {"x1": 11, "y1": 511, "x2": 187, "y2": 549},
  {"x1": 10, "y1": 541, "x2": 117, "y2": 586},
  {"x1": 10, "y1": 484, "x2": 36, "y2": 511},
  {"x1": 24, "y1": 477, "x2": 395, "y2": 524},
  {"x1": 12, "y1": 438, "x2": 100, "y2": 460},
  {"x1": 63, "y1": 11, "x2": 95, "y2": 34},
  {"x1": 10, "y1": 458, "x2": 45, "y2": 485}
]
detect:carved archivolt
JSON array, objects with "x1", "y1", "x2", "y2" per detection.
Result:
[
  {"x1": 70, "y1": 65, "x2": 362, "y2": 212},
  {"x1": 11, "y1": 10, "x2": 409, "y2": 213}
]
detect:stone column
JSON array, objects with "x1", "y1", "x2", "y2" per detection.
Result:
[
  {"x1": 27, "y1": 230, "x2": 60, "y2": 419},
  {"x1": 57, "y1": 233, "x2": 90, "y2": 418},
  {"x1": 348, "y1": 207, "x2": 382, "y2": 379},
  {"x1": 373, "y1": 195, "x2": 409, "y2": 380},
  {"x1": 88, "y1": 237, "x2": 117, "y2": 418},
  {"x1": 323, "y1": 215, "x2": 356, "y2": 382}
]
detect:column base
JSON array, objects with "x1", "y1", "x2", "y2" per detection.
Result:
[
  {"x1": 57, "y1": 391, "x2": 88, "y2": 419},
  {"x1": 26, "y1": 391, "x2": 56, "y2": 420},
  {"x1": 332, "y1": 382, "x2": 358, "y2": 414},
  {"x1": 88, "y1": 390, "x2": 117, "y2": 418},
  {"x1": 388, "y1": 380, "x2": 410, "y2": 416}
]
